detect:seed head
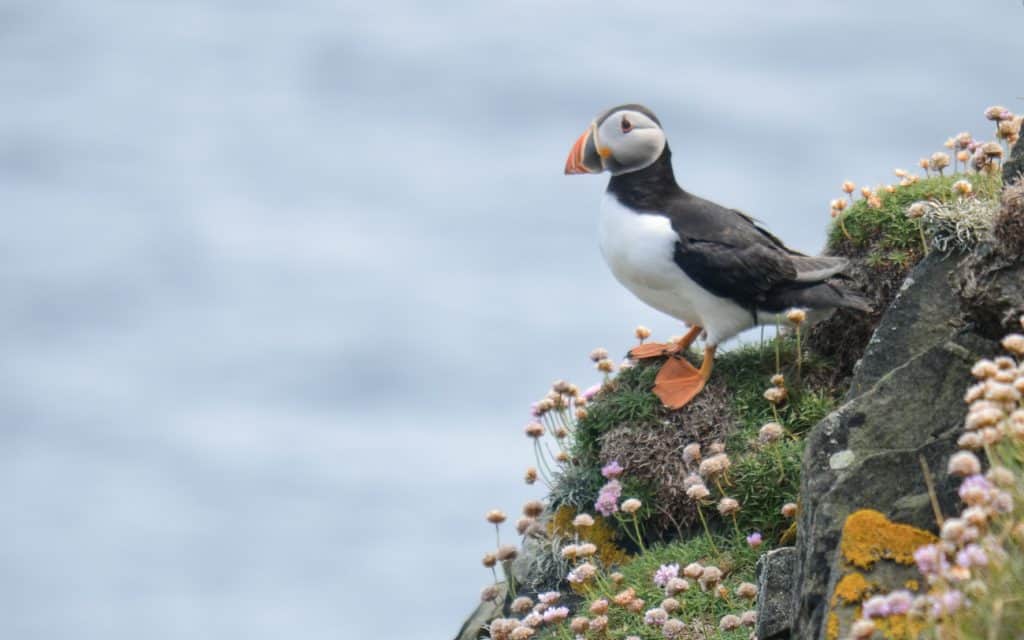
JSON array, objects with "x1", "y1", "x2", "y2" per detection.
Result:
[
  {"x1": 851, "y1": 619, "x2": 876, "y2": 639},
  {"x1": 831, "y1": 197, "x2": 847, "y2": 212},
  {"x1": 661, "y1": 597, "x2": 680, "y2": 612},
  {"x1": 842, "y1": 181, "x2": 856, "y2": 194},
  {"x1": 486, "y1": 509, "x2": 507, "y2": 524},
  {"x1": 510, "y1": 596, "x2": 533, "y2": 614},
  {"x1": 764, "y1": 386, "x2": 787, "y2": 405},
  {"x1": 578, "y1": 542, "x2": 597, "y2": 557},
  {"x1": 698, "y1": 566, "x2": 722, "y2": 590},
  {"x1": 482, "y1": 552, "x2": 497, "y2": 568},
  {"x1": 622, "y1": 498, "x2": 643, "y2": 514},
  {"x1": 718, "y1": 497, "x2": 740, "y2": 516},
  {"x1": 759, "y1": 422, "x2": 784, "y2": 444},
  {"x1": 509, "y1": 627, "x2": 534, "y2": 640},
  {"x1": 771, "y1": 373, "x2": 785, "y2": 386},
  {"x1": 682, "y1": 442, "x2": 701, "y2": 464},
  {"x1": 560, "y1": 544, "x2": 578, "y2": 560},
  {"x1": 496, "y1": 544, "x2": 518, "y2": 561},
  {"x1": 736, "y1": 582, "x2": 758, "y2": 599},
  {"x1": 948, "y1": 451, "x2": 982, "y2": 477},
  {"x1": 596, "y1": 358, "x2": 615, "y2": 373},
  {"x1": 666, "y1": 577, "x2": 689, "y2": 595},
  {"x1": 635, "y1": 325, "x2": 652, "y2": 341},
  {"x1": 589, "y1": 615, "x2": 608, "y2": 633},
  {"x1": 644, "y1": 607, "x2": 668, "y2": 627},
  {"x1": 958, "y1": 432, "x2": 984, "y2": 450},
  {"x1": 982, "y1": 141, "x2": 1005, "y2": 158},
  {"x1": 589, "y1": 347, "x2": 608, "y2": 362},
  {"x1": 524, "y1": 423, "x2": 544, "y2": 439},
  {"x1": 521, "y1": 500, "x2": 544, "y2": 518},
  {"x1": 782, "y1": 502, "x2": 798, "y2": 518},
  {"x1": 860, "y1": 186, "x2": 873, "y2": 199},
  {"x1": 661, "y1": 618, "x2": 686, "y2": 638},
  {"x1": 929, "y1": 152, "x2": 950, "y2": 172},
  {"x1": 740, "y1": 610, "x2": 757, "y2": 627},
  {"x1": 719, "y1": 614, "x2": 741, "y2": 631},
  {"x1": 515, "y1": 517, "x2": 533, "y2": 535},
  {"x1": 572, "y1": 513, "x2": 594, "y2": 528},
  {"x1": 480, "y1": 584, "x2": 501, "y2": 602},
  {"x1": 1001, "y1": 334, "x2": 1024, "y2": 356},
  {"x1": 555, "y1": 451, "x2": 570, "y2": 463},
  {"x1": 569, "y1": 617, "x2": 589, "y2": 634},
  {"x1": 610, "y1": 571, "x2": 625, "y2": 584},
  {"x1": 612, "y1": 587, "x2": 636, "y2": 606},
  {"x1": 786, "y1": 309, "x2": 806, "y2": 325},
  {"x1": 985, "y1": 105, "x2": 1007, "y2": 121},
  {"x1": 686, "y1": 483, "x2": 710, "y2": 501},
  {"x1": 590, "y1": 599, "x2": 609, "y2": 615},
  {"x1": 894, "y1": 168, "x2": 908, "y2": 178},
  {"x1": 524, "y1": 467, "x2": 538, "y2": 484},
  {"x1": 919, "y1": 157, "x2": 930, "y2": 170},
  {"x1": 953, "y1": 180, "x2": 972, "y2": 196}
]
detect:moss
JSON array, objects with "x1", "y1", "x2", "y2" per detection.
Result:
[{"x1": 839, "y1": 509, "x2": 937, "y2": 570}]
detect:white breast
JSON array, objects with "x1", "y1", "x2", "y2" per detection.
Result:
[{"x1": 597, "y1": 193, "x2": 755, "y2": 345}]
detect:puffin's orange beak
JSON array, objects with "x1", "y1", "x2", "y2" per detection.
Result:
[{"x1": 564, "y1": 126, "x2": 603, "y2": 175}]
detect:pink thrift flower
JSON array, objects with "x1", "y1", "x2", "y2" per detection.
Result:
[
  {"x1": 746, "y1": 532, "x2": 763, "y2": 548},
  {"x1": 913, "y1": 544, "x2": 948, "y2": 576},
  {"x1": 595, "y1": 480, "x2": 622, "y2": 516},
  {"x1": 932, "y1": 590, "x2": 964, "y2": 617},
  {"x1": 653, "y1": 563, "x2": 679, "y2": 588},
  {"x1": 862, "y1": 595, "x2": 890, "y2": 618},
  {"x1": 601, "y1": 460, "x2": 624, "y2": 479},
  {"x1": 885, "y1": 590, "x2": 913, "y2": 615},
  {"x1": 956, "y1": 544, "x2": 988, "y2": 568},
  {"x1": 583, "y1": 384, "x2": 602, "y2": 401},
  {"x1": 542, "y1": 606, "x2": 570, "y2": 623}
]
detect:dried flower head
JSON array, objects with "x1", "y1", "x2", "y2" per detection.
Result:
[
  {"x1": 786, "y1": 308, "x2": 806, "y2": 325},
  {"x1": 622, "y1": 498, "x2": 643, "y2": 514},
  {"x1": 842, "y1": 181, "x2": 856, "y2": 194},
  {"x1": 957, "y1": 149, "x2": 970, "y2": 163},
  {"x1": 851, "y1": 618, "x2": 876, "y2": 639},
  {"x1": 1001, "y1": 334, "x2": 1024, "y2": 356},
  {"x1": 686, "y1": 483, "x2": 710, "y2": 501},
  {"x1": 985, "y1": 105, "x2": 1007, "y2": 121},
  {"x1": 569, "y1": 617, "x2": 589, "y2": 634},
  {"x1": 590, "y1": 599, "x2": 609, "y2": 615},
  {"x1": 596, "y1": 358, "x2": 615, "y2": 373},
  {"x1": 699, "y1": 452, "x2": 732, "y2": 478},
  {"x1": 515, "y1": 517, "x2": 533, "y2": 535},
  {"x1": 860, "y1": 186, "x2": 873, "y2": 199},
  {"x1": 578, "y1": 542, "x2": 597, "y2": 557},
  {"x1": 511, "y1": 596, "x2": 534, "y2": 614},
  {"x1": 589, "y1": 615, "x2": 608, "y2": 633},
  {"x1": 560, "y1": 544, "x2": 578, "y2": 561},
  {"x1": 610, "y1": 571, "x2": 625, "y2": 584},
  {"x1": 906, "y1": 201, "x2": 929, "y2": 219},
  {"x1": 589, "y1": 347, "x2": 609, "y2": 362},
  {"x1": 482, "y1": 552, "x2": 497, "y2": 568},
  {"x1": 982, "y1": 141, "x2": 1004, "y2": 158},
  {"x1": 764, "y1": 386, "x2": 787, "y2": 405},
  {"x1": 893, "y1": 168, "x2": 908, "y2": 178},
  {"x1": 522, "y1": 500, "x2": 544, "y2": 518},
  {"x1": 719, "y1": 614, "x2": 741, "y2": 631},
  {"x1": 524, "y1": 467, "x2": 538, "y2": 484},
  {"x1": 572, "y1": 513, "x2": 594, "y2": 528},
  {"x1": 758, "y1": 422, "x2": 784, "y2": 444},
  {"x1": 782, "y1": 502, "x2": 798, "y2": 518},
  {"x1": 661, "y1": 596, "x2": 680, "y2": 612},
  {"x1": 644, "y1": 607, "x2": 669, "y2": 627},
  {"x1": 953, "y1": 180, "x2": 972, "y2": 196},
  {"x1": 736, "y1": 582, "x2": 758, "y2": 599},
  {"x1": 666, "y1": 577, "x2": 689, "y2": 595},
  {"x1": 496, "y1": 544, "x2": 518, "y2": 561},
  {"x1": 683, "y1": 562, "x2": 704, "y2": 579},
  {"x1": 771, "y1": 373, "x2": 785, "y2": 386},
  {"x1": 635, "y1": 325, "x2": 652, "y2": 341},
  {"x1": 567, "y1": 562, "x2": 597, "y2": 584},
  {"x1": 661, "y1": 618, "x2": 686, "y2": 638},
  {"x1": 740, "y1": 610, "x2": 757, "y2": 627},
  {"x1": 486, "y1": 509, "x2": 507, "y2": 524},
  {"x1": 682, "y1": 442, "x2": 702, "y2": 464},
  {"x1": 718, "y1": 497, "x2": 740, "y2": 516},
  {"x1": 509, "y1": 626, "x2": 534, "y2": 640},
  {"x1": 919, "y1": 157, "x2": 931, "y2": 170},
  {"x1": 831, "y1": 197, "x2": 847, "y2": 212},
  {"x1": 698, "y1": 565, "x2": 723, "y2": 590},
  {"x1": 524, "y1": 423, "x2": 545, "y2": 439},
  {"x1": 612, "y1": 587, "x2": 636, "y2": 606},
  {"x1": 555, "y1": 451, "x2": 570, "y2": 463},
  {"x1": 948, "y1": 451, "x2": 982, "y2": 477},
  {"x1": 481, "y1": 584, "x2": 501, "y2": 602}
]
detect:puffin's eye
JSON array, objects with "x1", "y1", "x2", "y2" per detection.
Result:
[{"x1": 621, "y1": 116, "x2": 633, "y2": 133}]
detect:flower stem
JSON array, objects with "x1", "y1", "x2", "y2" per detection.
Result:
[
  {"x1": 918, "y1": 221, "x2": 930, "y2": 256},
  {"x1": 696, "y1": 504, "x2": 720, "y2": 556},
  {"x1": 632, "y1": 513, "x2": 646, "y2": 553}
]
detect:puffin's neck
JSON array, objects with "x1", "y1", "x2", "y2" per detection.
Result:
[{"x1": 606, "y1": 145, "x2": 684, "y2": 210}]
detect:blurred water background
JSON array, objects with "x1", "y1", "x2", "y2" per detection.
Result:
[{"x1": 2, "y1": 1, "x2": 1020, "y2": 638}]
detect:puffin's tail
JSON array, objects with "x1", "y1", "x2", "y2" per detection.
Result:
[{"x1": 766, "y1": 279, "x2": 872, "y2": 314}]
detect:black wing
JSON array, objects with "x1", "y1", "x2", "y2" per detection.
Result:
[{"x1": 668, "y1": 192, "x2": 800, "y2": 305}]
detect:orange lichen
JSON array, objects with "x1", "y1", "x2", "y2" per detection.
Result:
[
  {"x1": 549, "y1": 505, "x2": 631, "y2": 566},
  {"x1": 827, "y1": 612, "x2": 840, "y2": 640},
  {"x1": 874, "y1": 613, "x2": 928, "y2": 639},
  {"x1": 904, "y1": 579, "x2": 919, "y2": 591},
  {"x1": 839, "y1": 509, "x2": 937, "y2": 570},
  {"x1": 831, "y1": 571, "x2": 873, "y2": 606}
]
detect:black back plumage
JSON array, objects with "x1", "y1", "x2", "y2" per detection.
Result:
[{"x1": 607, "y1": 145, "x2": 869, "y2": 315}]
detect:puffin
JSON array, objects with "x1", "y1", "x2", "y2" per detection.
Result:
[{"x1": 564, "y1": 104, "x2": 869, "y2": 409}]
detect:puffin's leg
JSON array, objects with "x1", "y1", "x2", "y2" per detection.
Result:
[
  {"x1": 674, "y1": 325, "x2": 703, "y2": 352},
  {"x1": 653, "y1": 344, "x2": 717, "y2": 409}
]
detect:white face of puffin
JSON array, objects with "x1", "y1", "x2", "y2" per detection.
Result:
[{"x1": 564, "y1": 106, "x2": 666, "y2": 176}]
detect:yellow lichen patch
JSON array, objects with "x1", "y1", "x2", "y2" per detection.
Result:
[
  {"x1": 826, "y1": 612, "x2": 840, "y2": 640},
  {"x1": 874, "y1": 613, "x2": 928, "y2": 639},
  {"x1": 904, "y1": 579, "x2": 919, "y2": 591},
  {"x1": 839, "y1": 509, "x2": 937, "y2": 570},
  {"x1": 549, "y1": 505, "x2": 631, "y2": 567},
  {"x1": 830, "y1": 571, "x2": 873, "y2": 606}
]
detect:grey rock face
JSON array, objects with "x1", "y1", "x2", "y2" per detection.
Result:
[
  {"x1": 790, "y1": 253, "x2": 998, "y2": 639},
  {"x1": 755, "y1": 547, "x2": 796, "y2": 640},
  {"x1": 1004, "y1": 134, "x2": 1023, "y2": 184}
]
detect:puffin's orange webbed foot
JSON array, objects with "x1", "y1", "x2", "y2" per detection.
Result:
[
  {"x1": 653, "y1": 345, "x2": 717, "y2": 410},
  {"x1": 628, "y1": 326, "x2": 703, "y2": 361}
]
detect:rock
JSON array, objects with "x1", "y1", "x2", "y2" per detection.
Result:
[
  {"x1": 755, "y1": 547, "x2": 796, "y2": 640},
  {"x1": 845, "y1": 252, "x2": 962, "y2": 398},
  {"x1": 955, "y1": 240, "x2": 1024, "y2": 339},
  {"x1": 790, "y1": 251, "x2": 999, "y2": 639},
  {"x1": 453, "y1": 582, "x2": 507, "y2": 640},
  {"x1": 1003, "y1": 134, "x2": 1024, "y2": 184}
]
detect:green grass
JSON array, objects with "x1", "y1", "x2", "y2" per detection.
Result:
[
  {"x1": 534, "y1": 534, "x2": 760, "y2": 640},
  {"x1": 827, "y1": 172, "x2": 1001, "y2": 262}
]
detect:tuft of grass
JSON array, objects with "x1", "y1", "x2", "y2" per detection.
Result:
[
  {"x1": 827, "y1": 172, "x2": 1001, "y2": 263},
  {"x1": 730, "y1": 438, "x2": 803, "y2": 542}
]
